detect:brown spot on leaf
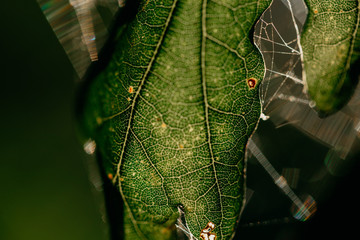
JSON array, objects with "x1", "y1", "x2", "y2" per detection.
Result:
[{"x1": 247, "y1": 78, "x2": 257, "y2": 89}]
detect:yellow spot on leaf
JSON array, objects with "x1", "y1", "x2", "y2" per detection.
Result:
[
  {"x1": 128, "y1": 86, "x2": 134, "y2": 93},
  {"x1": 107, "y1": 173, "x2": 113, "y2": 180}
]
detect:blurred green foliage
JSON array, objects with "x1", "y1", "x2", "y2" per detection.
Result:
[{"x1": 0, "y1": 1, "x2": 106, "y2": 239}]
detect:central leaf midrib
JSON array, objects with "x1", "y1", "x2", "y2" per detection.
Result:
[
  {"x1": 114, "y1": 0, "x2": 228, "y2": 237},
  {"x1": 201, "y1": 0, "x2": 224, "y2": 238}
]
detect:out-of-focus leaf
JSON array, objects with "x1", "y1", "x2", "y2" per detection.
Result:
[
  {"x1": 80, "y1": 0, "x2": 271, "y2": 239},
  {"x1": 301, "y1": 0, "x2": 360, "y2": 115}
]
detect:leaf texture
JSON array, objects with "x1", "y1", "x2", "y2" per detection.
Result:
[
  {"x1": 81, "y1": 0, "x2": 271, "y2": 239},
  {"x1": 301, "y1": 0, "x2": 360, "y2": 115}
]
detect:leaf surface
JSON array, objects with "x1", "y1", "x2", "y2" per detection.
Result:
[
  {"x1": 81, "y1": 0, "x2": 271, "y2": 239},
  {"x1": 301, "y1": 0, "x2": 360, "y2": 114}
]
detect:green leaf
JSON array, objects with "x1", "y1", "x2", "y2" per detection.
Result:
[
  {"x1": 80, "y1": 0, "x2": 271, "y2": 239},
  {"x1": 301, "y1": 0, "x2": 360, "y2": 115}
]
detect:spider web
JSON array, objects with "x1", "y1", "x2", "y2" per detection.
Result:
[
  {"x1": 38, "y1": 0, "x2": 124, "y2": 78},
  {"x1": 254, "y1": 0, "x2": 360, "y2": 164},
  {"x1": 240, "y1": 0, "x2": 360, "y2": 229}
]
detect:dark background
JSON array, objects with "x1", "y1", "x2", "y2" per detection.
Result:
[
  {"x1": 0, "y1": 1, "x2": 107, "y2": 240},
  {"x1": 0, "y1": 1, "x2": 359, "y2": 240}
]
